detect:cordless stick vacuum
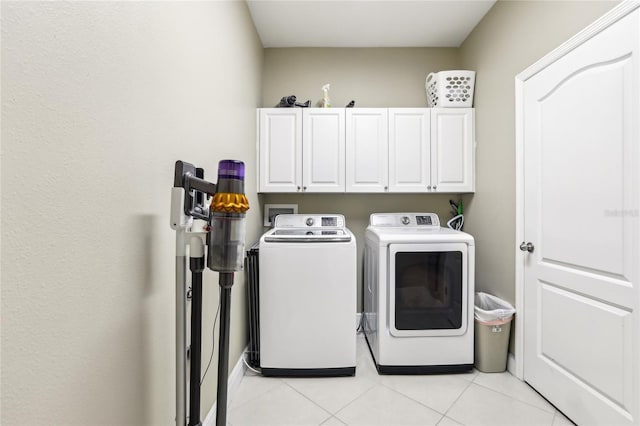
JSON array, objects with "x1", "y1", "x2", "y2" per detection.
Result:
[{"x1": 170, "y1": 160, "x2": 249, "y2": 426}]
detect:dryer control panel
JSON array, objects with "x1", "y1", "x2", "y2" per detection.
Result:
[{"x1": 369, "y1": 213, "x2": 440, "y2": 228}]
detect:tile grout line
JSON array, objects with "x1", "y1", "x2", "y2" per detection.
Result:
[
  {"x1": 319, "y1": 415, "x2": 348, "y2": 426},
  {"x1": 440, "y1": 373, "x2": 475, "y2": 424},
  {"x1": 359, "y1": 365, "x2": 479, "y2": 421},
  {"x1": 227, "y1": 374, "x2": 285, "y2": 414},
  {"x1": 377, "y1": 379, "x2": 453, "y2": 420},
  {"x1": 331, "y1": 378, "x2": 379, "y2": 415},
  {"x1": 330, "y1": 380, "x2": 385, "y2": 424},
  {"x1": 470, "y1": 380, "x2": 557, "y2": 415},
  {"x1": 281, "y1": 380, "x2": 336, "y2": 424}
]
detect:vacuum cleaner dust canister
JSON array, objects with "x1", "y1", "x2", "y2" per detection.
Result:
[{"x1": 208, "y1": 160, "x2": 250, "y2": 273}]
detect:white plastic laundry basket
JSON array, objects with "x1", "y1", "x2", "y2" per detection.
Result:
[{"x1": 426, "y1": 70, "x2": 476, "y2": 107}]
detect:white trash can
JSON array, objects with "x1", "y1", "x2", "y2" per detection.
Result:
[{"x1": 474, "y1": 292, "x2": 516, "y2": 373}]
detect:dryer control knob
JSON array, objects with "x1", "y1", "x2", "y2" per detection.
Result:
[
  {"x1": 306, "y1": 217, "x2": 314, "y2": 226},
  {"x1": 402, "y1": 216, "x2": 410, "y2": 225}
]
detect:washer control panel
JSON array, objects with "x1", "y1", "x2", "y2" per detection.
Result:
[{"x1": 274, "y1": 214, "x2": 345, "y2": 229}]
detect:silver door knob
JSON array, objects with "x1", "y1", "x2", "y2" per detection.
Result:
[{"x1": 520, "y1": 242, "x2": 534, "y2": 253}]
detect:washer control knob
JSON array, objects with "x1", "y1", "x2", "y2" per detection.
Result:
[
  {"x1": 306, "y1": 217, "x2": 314, "y2": 227},
  {"x1": 401, "y1": 216, "x2": 410, "y2": 225}
]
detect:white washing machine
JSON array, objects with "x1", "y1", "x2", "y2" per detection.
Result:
[
  {"x1": 363, "y1": 213, "x2": 475, "y2": 374},
  {"x1": 259, "y1": 214, "x2": 357, "y2": 376}
]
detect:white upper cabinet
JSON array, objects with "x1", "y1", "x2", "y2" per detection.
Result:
[
  {"x1": 257, "y1": 107, "x2": 474, "y2": 193},
  {"x1": 258, "y1": 108, "x2": 345, "y2": 193},
  {"x1": 346, "y1": 108, "x2": 389, "y2": 192},
  {"x1": 389, "y1": 108, "x2": 474, "y2": 193},
  {"x1": 302, "y1": 108, "x2": 346, "y2": 192},
  {"x1": 388, "y1": 109, "x2": 431, "y2": 192},
  {"x1": 258, "y1": 108, "x2": 302, "y2": 193},
  {"x1": 431, "y1": 108, "x2": 475, "y2": 193}
]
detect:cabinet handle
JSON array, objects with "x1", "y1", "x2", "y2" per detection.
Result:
[
  {"x1": 427, "y1": 185, "x2": 432, "y2": 190},
  {"x1": 384, "y1": 186, "x2": 388, "y2": 191},
  {"x1": 297, "y1": 186, "x2": 301, "y2": 191},
  {"x1": 303, "y1": 186, "x2": 307, "y2": 191},
  {"x1": 433, "y1": 185, "x2": 437, "y2": 191}
]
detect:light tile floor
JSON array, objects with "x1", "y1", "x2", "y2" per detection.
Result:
[{"x1": 227, "y1": 334, "x2": 574, "y2": 426}]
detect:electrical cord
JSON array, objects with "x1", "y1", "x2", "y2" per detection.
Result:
[
  {"x1": 242, "y1": 352, "x2": 262, "y2": 374},
  {"x1": 200, "y1": 286, "x2": 222, "y2": 386}
]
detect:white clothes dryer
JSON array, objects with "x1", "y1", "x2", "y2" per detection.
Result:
[
  {"x1": 363, "y1": 213, "x2": 475, "y2": 374},
  {"x1": 259, "y1": 214, "x2": 357, "y2": 377}
]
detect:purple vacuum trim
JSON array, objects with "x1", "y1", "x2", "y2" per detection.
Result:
[{"x1": 217, "y1": 160, "x2": 245, "y2": 181}]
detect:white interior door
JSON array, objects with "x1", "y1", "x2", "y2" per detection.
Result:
[{"x1": 521, "y1": 8, "x2": 639, "y2": 426}]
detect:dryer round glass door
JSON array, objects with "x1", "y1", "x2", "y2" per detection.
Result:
[{"x1": 388, "y1": 243, "x2": 469, "y2": 337}]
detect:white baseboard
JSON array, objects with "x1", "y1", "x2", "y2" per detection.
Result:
[
  {"x1": 355, "y1": 312, "x2": 362, "y2": 330},
  {"x1": 202, "y1": 346, "x2": 248, "y2": 426},
  {"x1": 507, "y1": 352, "x2": 517, "y2": 377}
]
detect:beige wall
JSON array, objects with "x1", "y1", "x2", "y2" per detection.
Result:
[
  {"x1": 459, "y1": 0, "x2": 618, "y2": 304},
  {"x1": 261, "y1": 47, "x2": 465, "y2": 307},
  {"x1": 263, "y1": 47, "x2": 460, "y2": 108},
  {"x1": 1, "y1": 2, "x2": 263, "y2": 425}
]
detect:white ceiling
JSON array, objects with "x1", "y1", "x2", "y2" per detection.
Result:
[{"x1": 246, "y1": 0, "x2": 496, "y2": 48}]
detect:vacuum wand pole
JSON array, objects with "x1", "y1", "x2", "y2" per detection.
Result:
[
  {"x1": 215, "y1": 273, "x2": 234, "y2": 426},
  {"x1": 188, "y1": 241, "x2": 205, "y2": 426},
  {"x1": 171, "y1": 178, "x2": 194, "y2": 426},
  {"x1": 175, "y1": 243, "x2": 188, "y2": 426}
]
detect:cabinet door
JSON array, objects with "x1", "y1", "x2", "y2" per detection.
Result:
[
  {"x1": 346, "y1": 109, "x2": 389, "y2": 192},
  {"x1": 258, "y1": 108, "x2": 302, "y2": 193},
  {"x1": 302, "y1": 109, "x2": 345, "y2": 192},
  {"x1": 431, "y1": 108, "x2": 474, "y2": 193},
  {"x1": 388, "y1": 109, "x2": 431, "y2": 192}
]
